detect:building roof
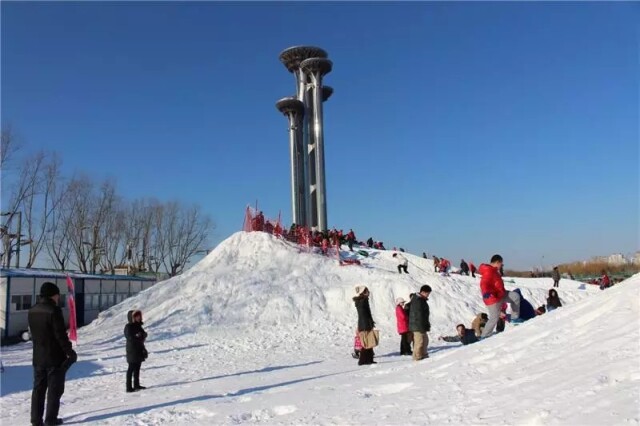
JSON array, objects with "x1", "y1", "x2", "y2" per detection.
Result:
[{"x1": 0, "y1": 268, "x2": 156, "y2": 281}]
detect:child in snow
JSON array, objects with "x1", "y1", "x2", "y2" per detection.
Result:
[
  {"x1": 433, "y1": 256, "x2": 440, "y2": 272},
  {"x1": 439, "y1": 324, "x2": 478, "y2": 346},
  {"x1": 599, "y1": 270, "x2": 611, "y2": 290},
  {"x1": 393, "y1": 253, "x2": 409, "y2": 274},
  {"x1": 546, "y1": 289, "x2": 562, "y2": 311},
  {"x1": 471, "y1": 313, "x2": 489, "y2": 337},
  {"x1": 352, "y1": 328, "x2": 363, "y2": 359},
  {"x1": 124, "y1": 310, "x2": 148, "y2": 392},
  {"x1": 395, "y1": 298, "x2": 412, "y2": 355}
]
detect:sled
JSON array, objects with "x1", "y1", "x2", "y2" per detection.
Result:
[{"x1": 340, "y1": 258, "x2": 361, "y2": 266}]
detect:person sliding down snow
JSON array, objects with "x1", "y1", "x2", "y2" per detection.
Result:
[
  {"x1": 512, "y1": 288, "x2": 536, "y2": 322},
  {"x1": 439, "y1": 324, "x2": 479, "y2": 346},
  {"x1": 393, "y1": 253, "x2": 409, "y2": 274},
  {"x1": 479, "y1": 254, "x2": 522, "y2": 338},
  {"x1": 546, "y1": 289, "x2": 562, "y2": 311}
]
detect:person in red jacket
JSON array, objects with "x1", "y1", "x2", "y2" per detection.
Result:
[
  {"x1": 599, "y1": 270, "x2": 611, "y2": 290},
  {"x1": 479, "y1": 254, "x2": 522, "y2": 338},
  {"x1": 395, "y1": 298, "x2": 412, "y2": 355},
  {"x1": 469, "y1": 262, "x2": 477, "y2": 278}
]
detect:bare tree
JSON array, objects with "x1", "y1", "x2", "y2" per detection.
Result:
[
  {"x1": 158, "y1": 202, "x2": 213, "y2": 276},
  {"x1": 0, "y1": 124, "x2": 21, "y2": 172}
]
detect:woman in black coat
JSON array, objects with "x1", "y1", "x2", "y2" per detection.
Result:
[
  {"x1": 124, "y1": 310, "x2": 148, "y2": 392},
  {"x1": 353, "y1": 286, "x2": 376, "y2": 366}
]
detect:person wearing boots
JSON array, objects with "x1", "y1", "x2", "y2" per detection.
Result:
[
  {"x1": 353, "y1": 286, "x2": 376, "y2": 365},
  {"x1": 124, "y1": 310, "x2": 148, "y2": 392},
  {"x1": 29, "y1": 282, "x2": 77, "y2": 426}
]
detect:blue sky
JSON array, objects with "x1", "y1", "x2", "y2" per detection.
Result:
[{"x1": 2, "y1": 2, "x2": 638, "y2": 269}]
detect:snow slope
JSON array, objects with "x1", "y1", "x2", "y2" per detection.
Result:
[{"x1": 2, "y1": 232, "x2": 637, "y2": 425}]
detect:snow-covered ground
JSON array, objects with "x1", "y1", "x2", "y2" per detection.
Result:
[{"x1": 2, "y1": 232, "x2": 638, "y2": 425}]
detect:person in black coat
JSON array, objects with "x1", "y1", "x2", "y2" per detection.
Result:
[
  {"x1": 124, "y1": 310, "x2": 148, "y2": 392},
  {"x1": 353, "y1": 286, "x2": 376, "y2": 366},
  {"x1": 28, "y1": 282, "x2": 77, "y2": 426},
  {"x1": 408, "y1": 285, "x2": 431, "y2": 361},
  {"x1": 460, "y1": 260, "x2": 470, "y2": 276},
  {"x1": 439, "y1": 324, "x2": 479, "y2": 345}
]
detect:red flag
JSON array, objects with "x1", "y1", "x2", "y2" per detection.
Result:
[{"x1": 65, "y1": 275, "x2": 78, "y2": 342}]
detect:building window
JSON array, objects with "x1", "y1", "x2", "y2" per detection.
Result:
[{"x1": 11, "y1": 295, "x2": 33, "y2": 311}]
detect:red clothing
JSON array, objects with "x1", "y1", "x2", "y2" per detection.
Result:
[
  {"x1": 479, "y1": 264, "x2": 506, "y2": 306},
  {"x1": 469, "y1": 262, "x2": 476, "y2": 272},
  {"x1": 601, "y1": 274, "x2": 611, "y2": 287},
  {"x1": 395, "y1": 305, "x2": 409, "y2": 334}
]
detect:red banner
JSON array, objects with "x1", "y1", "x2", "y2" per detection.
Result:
[{"x1": 65, "y1": 275, "x2": 78, "y2": 342}]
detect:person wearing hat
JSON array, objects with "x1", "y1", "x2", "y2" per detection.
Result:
[
  {"x1": 28, "y1": 281, "x2": 77, "y2": 426},
  {"x1": 408, "y1": 285, "x2": 432, "y2": 361},
  {"x1": 395, "y1": 297, "x2": 412, "y2": 356},
  {"x1": 353, "y1": 285, "x2": 376, "y2": 366},
  {"x1": 124, "y1": 310, "x2": 148, "y2": 392}
]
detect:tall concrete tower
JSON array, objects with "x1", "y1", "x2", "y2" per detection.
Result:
[{"x1": 276, "y1": 46, "x2": 333, "y2": 231}]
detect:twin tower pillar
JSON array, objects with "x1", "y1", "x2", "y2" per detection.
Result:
[{"x1": 276, "y1": 46, "x2": 333, "y2": 232}]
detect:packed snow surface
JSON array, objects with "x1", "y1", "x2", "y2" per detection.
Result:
[{"x1": 2, "y1": 232, "x2": 638, "y2": 425}]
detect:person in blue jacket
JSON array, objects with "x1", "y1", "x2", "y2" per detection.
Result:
[{"x1": 513, "y1": 288, "x2": 536, "y2": 321}]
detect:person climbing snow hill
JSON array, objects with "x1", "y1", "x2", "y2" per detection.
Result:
[
  {"x1": 479, "y1": 254, "x2": 522, "y2": 338},
  {"x1": 393, "y1": 253, "x2": 409, "y2": 274}
]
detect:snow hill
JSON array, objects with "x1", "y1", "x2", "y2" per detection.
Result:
[
  {"x1": 1, "y1": 232, "x2": 638, "y2": 425},
  {"x1": 83, "y1": 231, "x2": 598, "y2": 342}
]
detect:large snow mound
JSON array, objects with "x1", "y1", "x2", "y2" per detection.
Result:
[
  {"x1": 1, "y1": 235, "x2": 637, "y2": 424},
  {"x1": 84, "y1": 231, "x2": 599, "y2": 343}
]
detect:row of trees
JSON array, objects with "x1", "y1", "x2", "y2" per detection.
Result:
[{"x1": 1, "y1": 126, "x2": 214, "y2": 276}]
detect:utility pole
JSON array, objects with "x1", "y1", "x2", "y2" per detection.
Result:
[
  {"x1": 15, "y1": 211, "x2": 22, "y2": 268},
  {"x1": 92, "y1": 225, "x2": 98, "y2": 274}
]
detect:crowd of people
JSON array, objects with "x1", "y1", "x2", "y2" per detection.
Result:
[{"x1": 352, "y1": 253, "x2": 573, "y2": 366}]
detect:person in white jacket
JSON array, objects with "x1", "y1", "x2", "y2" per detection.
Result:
[{"x1": 393, "y1": 253, "x2": 409, "y2": 274}]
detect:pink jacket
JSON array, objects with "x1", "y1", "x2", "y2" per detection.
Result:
[{"x1": 396, "y1": 305, "x2": 409, "y2": 334}]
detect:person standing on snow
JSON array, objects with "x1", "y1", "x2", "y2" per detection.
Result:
[
  {"x1": 433, "y1": 256, "x2": 440, "y2": 272},
  {"x1": 353, "y1": 286, "x2": 376, "y2": 366},
  {"x1": 393, "y1": 252, "x2": 409, "y2": 274},
  {"x1": 470, "y1": 262, "x2": 477, "y2": 278},
  {"x1": 552, "y1": 267, "x2": 561, "y2": 288},
  {"x1": 124, "y1": 310, "x2": 148, "y2": 392},
  {"x1": 395, "y1": 298, "x2": 412, "y2": 355},
  {"x1": 479, "y1": 255, "x2": 522, "y2": 338},
  {"x1": 346, "y1": 229, "x2": 356, "y2": 251},
  {"x1": 408, "y1": 285, "x2": 431, "y2": 361},
  {"x1": 460, "y1": 259, "x2": 470, "y2": 276},
  {"x1": 29, "y1": 282, "x2": 77, "y2": 426}
]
